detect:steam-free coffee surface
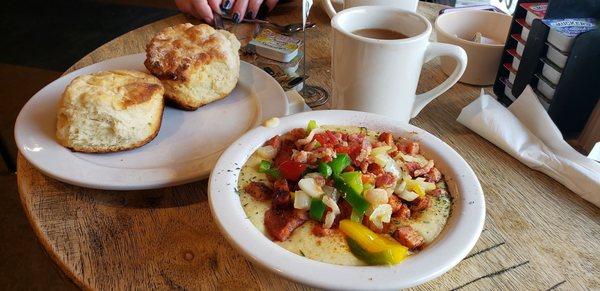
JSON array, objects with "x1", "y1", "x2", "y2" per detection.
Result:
[{"x1": 352, "y1": 28, "x2": 408, "y2": 40}]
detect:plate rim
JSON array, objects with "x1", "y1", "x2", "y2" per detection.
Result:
[
  {"x1": 208, "y1": 110, "x2": 486, "y2": 290},
  {"x1": 14, "y1": 53, "x2": 288, "y2": 190}
]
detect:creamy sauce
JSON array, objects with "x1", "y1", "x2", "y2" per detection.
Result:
[{"x1": 238, "y1": 126, "x2": 452, "y2": 266}]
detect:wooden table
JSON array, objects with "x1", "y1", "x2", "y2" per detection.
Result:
[{"x1": 17, "y1": 1, "x2": 599, "y2": 290}]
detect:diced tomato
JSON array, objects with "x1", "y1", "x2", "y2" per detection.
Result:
[{"x1": 278, "y1": 160, "x2": 308, "y2": 181}]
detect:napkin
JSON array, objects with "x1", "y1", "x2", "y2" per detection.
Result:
[{"x1": 457, "y1": 86, "x2": 600, "y2": 207}]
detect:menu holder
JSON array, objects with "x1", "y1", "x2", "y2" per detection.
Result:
[{"x1": 492, "y1": 0, "x2": 600, "y2": 139}]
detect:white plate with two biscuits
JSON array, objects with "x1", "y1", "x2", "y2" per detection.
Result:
[{"x1": 14, "y1": 53, "x2": 288, "y2": 190}]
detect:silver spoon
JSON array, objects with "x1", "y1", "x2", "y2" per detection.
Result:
[{"x1": 221, "y1": 15, "x2": 316, "y2": 34}]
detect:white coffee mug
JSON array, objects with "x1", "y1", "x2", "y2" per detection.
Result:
[
  {"x1": 331, "y1": 7, "x2": 468, "y2": 124},
  {"x1": 323, "y1": 0, "x2": 418, "y2": 18}
]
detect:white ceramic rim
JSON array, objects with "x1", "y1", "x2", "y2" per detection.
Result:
[
  {"x1": 209, "y1": 110, "x2": 485, "y2": 290},
  {"x1": 330, "y1": 6, "x2": 432, "y2": 45},
  {"x1": 14, "y1": 53, "x2": 288, "y2": 190},
  {"x1": 435, "y1": 10, "x2": 512, "y2": 48}
]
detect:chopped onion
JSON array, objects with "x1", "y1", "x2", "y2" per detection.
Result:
[
  {"x1": 296, "y1": 128, "x2": 324, "y2": 146},
  {"x1": 364, "y1": 188, "x2": 389, "y2": 205},
  {"x1": 256, "y1": 145, "x2": 277, "y2": 160},
  {"x1": 369, "y1": 204, "x2": 392, "y2": 230},
  {"x1": 398, "y1": 190, "x2": 419, "y2": 201},
  {"x1": 298, "y1": 177, "x2": 324, "y2": 198},
  {"x1": 414, "y1": 177, "x2": 436, "y2": 191},
  {"x1": 293, "y1": 190, "x2": 311, "y2": 210},
  {"x1": 323, "y1": 185, "x2": 339, "y2": 202},
  {"x1": 394, "y1": 180, "x2": 407, "y2": 195},
  {"x1": 322, "y1": 195, "x2": 340, "y2": 229},
  {"x1": 370, "y1": 146, "x2": 392, "y2": 157},
  {"x1": 374, "y1": 153, "x2": 401, "y2": 177}
]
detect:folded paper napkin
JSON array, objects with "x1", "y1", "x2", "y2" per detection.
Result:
[{"x1": 457, "y1": 86, "x2": 600, "y2": 207}]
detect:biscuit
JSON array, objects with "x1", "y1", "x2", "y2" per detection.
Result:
[
  {"x1": 56, "y1": 70, "x2": 165, "y2": 153},
  {"x1": 144, "y1": 23, "x2": 241, "y2": 110}
]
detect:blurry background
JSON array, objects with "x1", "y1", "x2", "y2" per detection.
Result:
[{"x1": 0, "y1": 0, "x2": 495, "y2": 289}]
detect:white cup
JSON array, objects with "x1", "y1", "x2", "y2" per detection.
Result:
[
  {"x1": 323, "y1": 0, "x2": 418, "y2": 18},
  {"x1": 331, "y1": 7, "x2": 468, "y2": 124}
]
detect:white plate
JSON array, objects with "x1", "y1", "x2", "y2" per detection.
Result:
[
  {"x1": 209, "y1": 110, "x2": 485, "y2": 290},
  {"x1": 15, "y1": 53, "x2": 288, "y2": 190}
]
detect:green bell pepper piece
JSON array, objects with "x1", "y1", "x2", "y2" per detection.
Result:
[
  {"x1": 333, "y1": 172, "x2": 369, "y2": 216},
  {"x1": 309, "y1": 198, "x2": 327, "y2": 221},
  {"x1": 339, "y1": 171, "x2": 363, "y2": 196},
  {"x1": 350, "y1": 209, "x2": 364, "y2": 223},
  {"x1": 346, "y1": 238, "x2": 408, "y2": 265},
  {"x1": 306, "y1": 120, "x2": 318, "y2": 133},
  {"x1": 328, "y1": 153, "x2": 351, "y2": 175},
  {"x1": 318, "y1": 162, "x2": 333, "y2": 178},
  {"x1": 258, "y1": 160, "x2": 272, "y2": 173},
  {"x1": 257, "y1": 160, "x2": 281, "y2": 179}
]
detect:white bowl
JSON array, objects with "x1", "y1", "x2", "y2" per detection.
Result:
[
  {"x1": 208, "y1": 110, "x2": 485, "y2": 289},
  {"x1": 435, "y1": 10, "x2": 512, "y2": 85}
]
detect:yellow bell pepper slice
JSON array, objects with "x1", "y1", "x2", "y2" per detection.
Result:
[
  {"x1": 340, "y1": 220, "x2": 409, "y2": 265},
  {"x1": 347, "y1": 238, "x2": 408, "y2": 265},
  {"x1": 406, "y1": 180, "x2": 426, "y2": 197}
]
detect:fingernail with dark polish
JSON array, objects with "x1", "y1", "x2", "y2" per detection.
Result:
[
  {"x1": 245, "y1": 11, "x2": 254, "y2": 19},
  {"x1": 221, "y1": 0, "x2": 232, "y2": 10},
  {"x1": 256, "y1": 4, "x2": 269, "y2": 19},
  {"x1": 232, "y1": 13, "x2": 240, "y2": 23}
]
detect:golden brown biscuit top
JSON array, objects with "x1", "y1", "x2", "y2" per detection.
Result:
[
  {"x1": 63, "y1": 70, "x2": 164, "y2": 110},
  {"x1": 144, "y1": 23, "x2": 239, "y2": 82}
]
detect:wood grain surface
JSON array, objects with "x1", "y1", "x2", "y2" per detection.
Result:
[{"x1": 17, "y1": 1, "x2": 600, "y2": 290}]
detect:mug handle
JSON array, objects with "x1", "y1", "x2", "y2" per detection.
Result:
[
  {"x1": 411, "y1": 42, "x2": 467, "y2": 118},
  {"x1": 323, "y1": 0, "x2": 339, "y2": 18}
]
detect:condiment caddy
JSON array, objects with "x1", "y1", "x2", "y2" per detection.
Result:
[{"x1": 492, "y1": 0, "x2": 599, "y2": 139}]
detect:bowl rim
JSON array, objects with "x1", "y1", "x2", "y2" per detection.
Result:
[
  {"x1": 208, "y1": 110, "x2": 485, "y2": 290},
  {"x1": 435, "y1": 10, "x2": 512, "y2": 48}
]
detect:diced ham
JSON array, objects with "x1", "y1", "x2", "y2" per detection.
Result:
[
  {"x1": 393, "y1": 204, "x2": 411, "y2": 220},
  {"x1": 347, "y1": 133, "x2": 366, "y2": 144},
  {"x1": 378, "y1": 132, "x2": 394, "y2": 145},
  {"x1": 274, "y1": 140, "x2": 294, "y2": 166},
  {"x1": 405, "y1": 162, "x2": 421, "y2": 176},
  {"x1": 361, "y1": 173, "x2": 375, "y2": 185},
  {"x1": 368, "y1": 163, "x2": 385, "y2": 176},
  {"x1": 393, "y1": 226, "x2": 424, "y2": 249},
  {"x1": 428, "y1": 188, "x2": 447, "y2": 197},
  {"x1": 264, "y1": 209, "x2": 308, "y2": 241},
  {"x1": 388, "y1": 194, "x2": 402, "y2": 213},
  {"x1": 313, "y1": 175, "x2": 326, "y2": 187},
  {"x1": 410, "y1": 196, "x2": 430, "y2": 212},
  {"x1": 272, "y1": 179, "x2": 292, "y2": 209},
  {"x1": 375, "y1": 173, "x2": 396, "y2": 188},
  {"x1": 289, "y1": 128, "x2": 307, "y2": 140},
  {"x1": 362, "y1": 215, "x2": 390, "y2": 234},
  {"x1": 312, "y1": 225, "x2": 336, "y2": 237},
  {"x1": 273, "y1": 179, "x2": 290, "y2": 192},
  {"x1": 264, "y1": 135, "x2": 281, "y2": 150},
  {"x1": 344, "y1": 165, "x2": 356, "y2": 172},
  {"x1": 273, "y1": 191, "x2": 292, "y2": 209},
  {"x1": 355, "y1": 139, "x2": 372, "y2": 163},
  {"x1": 413, "y1": 160, "x2": 434, "y2": 177},
  {"x1": 244, "y1": 182, "x2": 273, "y2": 201},
  {"x1": 405, "y1": 142, "x2": 420, "y2": 155},
  {"x1": 333, "y1": 200, "x2": 353, "y2": 227},
  {"x1": 424, "y1": 167, "x2": 442, "y2": 182},
  {"x1": 359, "y1": 161, "x2": 370, "y2": 173},
  {"x1": 291, "y1": 150, "x2": 309, "y2": 163},
  {"x1": 304, "y1": 139, "x2": 320, "y2": 151}
]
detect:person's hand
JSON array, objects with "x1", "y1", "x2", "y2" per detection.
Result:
[{"x1": 175, "y1": 0, "x2": 279, "y2": 24}]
